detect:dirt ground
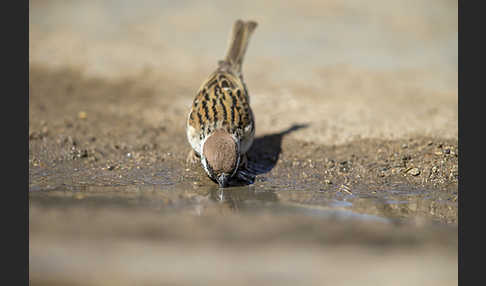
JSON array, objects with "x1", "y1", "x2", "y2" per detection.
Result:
[{"x1": 29, "y1": 0, "x2": 457, "y2": 285}]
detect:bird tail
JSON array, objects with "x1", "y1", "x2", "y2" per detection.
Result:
[{"x1": 220, "y1": 20, "x2": 258, "y2": 75}]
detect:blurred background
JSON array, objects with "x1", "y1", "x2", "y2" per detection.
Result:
[
  {"x1": 30, "y1": 0, "x2": 457, "y2": 144},
  {"x1": 29, "y1": 1, "x2": 458, "y2": 285}
]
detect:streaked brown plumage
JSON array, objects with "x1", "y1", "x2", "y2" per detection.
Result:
[
  {"x1": 188, "y1": 71, "x2": 254, "y2": 140},
  {"x1": 186, "y1": 19, "x2": 258, "y2": 187}
]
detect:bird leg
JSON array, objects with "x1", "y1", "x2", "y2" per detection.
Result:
[
  {"x1": 239, "y1": 153, "x2": 249, "y2": 169},
  {"x1": 236, "y1": 153, "x2": 255, "y2": 184},
  {"x1": 186, "y1": 149, "x2": 199, "y2": 165}
]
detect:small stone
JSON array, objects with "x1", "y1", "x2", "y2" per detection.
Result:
[
  {"x1": 324, "y1": 179, "x2": 332, "y2": 184},
  {"x1": 29, "y1": 131, "x2": 39, "y2": 140},
  {"x1": 408, "y1": 168, "x2": 420, "y2": 176},
  {"x1": 78, "y1": 111, "x2": 87, "y2": 119},
  {"x1": 79, "y1": 149, "x2": 88, "y2": 158}
]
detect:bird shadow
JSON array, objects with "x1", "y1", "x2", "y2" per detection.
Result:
[{"x1": 229, "y1": 123, "x2": 309, "y2": 186}]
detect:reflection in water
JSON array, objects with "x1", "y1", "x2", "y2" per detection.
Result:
[
  {"x1": 29, "y1": 181, "x2": 452, "y2": 224},
  {"x1": 202, "y1": 186, "x2": 390, "y2": 223},
  {"x1": 208, "y1": 187, "x2": 279, "y2": 212}
]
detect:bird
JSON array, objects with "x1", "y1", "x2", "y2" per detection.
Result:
[{"x1": 186, "y1": 19, "x2": 258, "y2": 188}]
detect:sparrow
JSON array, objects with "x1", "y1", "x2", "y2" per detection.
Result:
[{"x1": 186, "y1": 19, "x2": 258, "y2": 187}]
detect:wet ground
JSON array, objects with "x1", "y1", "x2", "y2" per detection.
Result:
[{"x1": 29, "y1": 0, "x2": 457, "y2": 285}]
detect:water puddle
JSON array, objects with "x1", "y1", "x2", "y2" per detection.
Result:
[{"x1": 29, "y1": 179, "x2": 455, "y2": 224}]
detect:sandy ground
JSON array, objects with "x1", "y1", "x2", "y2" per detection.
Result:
[
  {"x1": 29, "y1": 0, "x2": 458, "y2": 285},
  {"x1": 29, "y1": 0, "x2": 457, "y2": 145}
]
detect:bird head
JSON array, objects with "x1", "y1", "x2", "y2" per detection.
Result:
[{"x1": 201, "y1": 129, "x2": 240, "y2": 187}]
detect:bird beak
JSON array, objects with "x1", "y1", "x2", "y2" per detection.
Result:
[{"x1": 217, "y1": 173, "x2": 230, "y2": 188}]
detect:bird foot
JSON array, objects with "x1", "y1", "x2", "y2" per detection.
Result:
[
  {"x1": 186, "y1": 149, "x2": 199, "y2": 165},
  {"x1": 236, "y1": 158, "x2": 256, "y2": 184}
]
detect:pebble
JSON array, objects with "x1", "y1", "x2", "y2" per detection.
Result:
[
  {"x1": 80, "y1": 149, "x2": 88, "y2": 158},
  {"x1": 29, "y1": 131, "x2": 39, "y2": 140},
  {"x1": 78, "y1": 111, "x2": 87, "y2": 119},
  {"x1": 324, "y1": 179, "x2": 332, "y2": 184},
  {"x1": 408, "y1": 168, "x2": 420, "y2": 176}
]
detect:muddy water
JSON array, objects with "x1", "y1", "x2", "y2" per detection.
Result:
[
  {"x1": 30, "y1": 173, "x2": 456, "y2": 224},
  {"x1": 30, "y1": 184, "x2": 389, "y2": 224},
  {"x1": 30, "y1": 175, "x2": 458, "y2": 286}
]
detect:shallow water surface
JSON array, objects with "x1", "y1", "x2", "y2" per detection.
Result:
[
  {"x1": 30, "y1": 184, "x2": 392, "y2": 223},
  {"x1": 30, "y1": 173, "x2": 456, "y2": 225},
  {"x1": 29, "y1": 181, "x2": 458, "y2": 286}
]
